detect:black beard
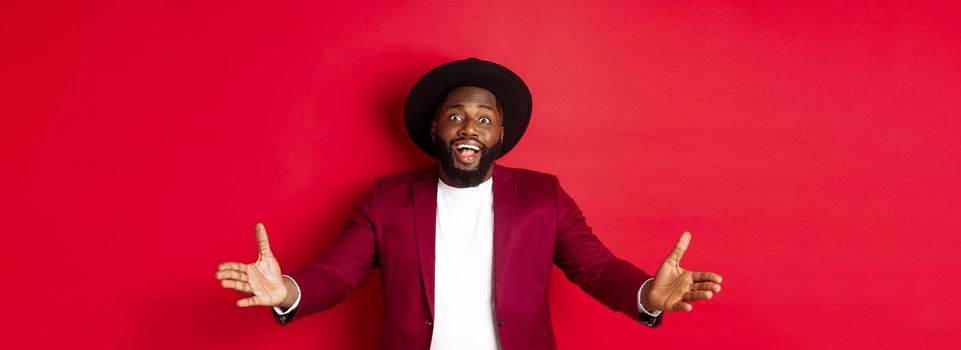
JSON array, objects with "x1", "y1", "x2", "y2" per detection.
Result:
[{"x1": 434, "y1": 138, "x2": 501, "y2": 188}]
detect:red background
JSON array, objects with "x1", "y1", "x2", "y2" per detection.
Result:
[{"x1": 3, "y1": 1, "x2": 959, "y2": 348}]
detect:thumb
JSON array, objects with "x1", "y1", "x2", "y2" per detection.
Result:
[
  {"x1": 666, "y1": 231, "x2": 692, "y2": 264},
  {"x1": 255, "y1": 222, "x2": 273, "y2": 258}
]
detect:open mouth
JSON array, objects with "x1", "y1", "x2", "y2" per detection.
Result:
[{"x1": 453, "y1": 143, "x2": 482, "y2": 165}]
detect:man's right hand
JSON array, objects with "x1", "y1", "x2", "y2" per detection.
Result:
[{"x1": 216, "y1": 223, "x2": 294, "y2": 308}]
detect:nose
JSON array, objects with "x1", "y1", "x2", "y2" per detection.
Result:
[{"x1": 458, "y1": 118, "x2": 478, "y2": 138}]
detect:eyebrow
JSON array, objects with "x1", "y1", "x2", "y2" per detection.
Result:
[{"x1": 445, "y1": 103, "x2": 495, "y2": 112}]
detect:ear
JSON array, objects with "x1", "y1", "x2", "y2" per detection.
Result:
[
  {"x1": 500, "y1": 126, "x2": 505, "y2": 143},
  {"x1": 431, "y1": 120, "x2": 437, "y2": 142}
]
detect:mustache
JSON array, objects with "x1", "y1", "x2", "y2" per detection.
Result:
[{"x1": 449, "y1": 138, "x2": 488, "y2": 149}]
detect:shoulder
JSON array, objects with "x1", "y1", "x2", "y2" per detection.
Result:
[
  {"x1": 374, "y1": 165, "x2": 436, "y2": 185},
  {"x1": 353, "y1": 166, "x2": 435, "y2": 220},
  {"x1": 495, "y1": 165, "x2": 563, "y2": 202},
  {"x1": 363, "y1": 165, "x2": 436, "y2": 201},
  {"x1": 495, "y1": 164, "x2": 559, "y2": 185}
]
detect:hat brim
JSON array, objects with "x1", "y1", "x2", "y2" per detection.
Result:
[{"x1": 404, "y1": 58, "x2": 532, "y2": 159}]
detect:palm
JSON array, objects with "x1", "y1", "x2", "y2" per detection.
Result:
[
  {"x1": 245, "y1": 248, "x2": 287, "y2": 306},
  {"x1": 647, "y1": 232, "x2": 723, "y2": 312},
  {"x1": 216, "y1": 223, "x2": 288, "y2": 307}
]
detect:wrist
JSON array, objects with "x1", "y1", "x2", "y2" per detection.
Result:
[{"x1": 279, "y1": 275, "x2": 298, "y2": 309}]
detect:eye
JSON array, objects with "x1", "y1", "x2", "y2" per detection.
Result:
[
  {"x1": 449, "y1": 114, "x2": 463, "y2": 122},
  {"x1": 479, "y1": 117, "x2": 491, "y2": 124}
]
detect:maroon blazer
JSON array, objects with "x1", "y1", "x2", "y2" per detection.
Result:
[{"x1": 276, "y1": 164, "x2": 660, "y2": 349}]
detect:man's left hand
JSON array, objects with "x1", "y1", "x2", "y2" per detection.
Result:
[{"x1": 644, "y1": 232, "x2": 723, "y2": 312}]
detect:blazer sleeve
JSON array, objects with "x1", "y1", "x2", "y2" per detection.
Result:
[
  {"x1": 273, "y1": 181, "x2": 381, "y2": 325},
  {"x1": 551, "y1": 176, "x2": 662, "y2": 327}
]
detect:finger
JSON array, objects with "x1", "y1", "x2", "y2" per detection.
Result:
[
  {"x1": 220, "y1": 279, "x2": 253, "y2": 293},
  {"x1": 683, "y1": 290, "x2": 714, "y2": 301},
  {"x1": 215, "y1": 270, "x2": 248, "y2": 282},
  {"x1": 691, "y1": 282, "x2": 721, "y2": 293},
  {"x1": 672, "y1": 301, "x2": 693, "y2": 312},
  {"x1": 666, "y1": 231, "x2": 692, "y2": 263},
  {"x1": 237, "y1": 295, "x2": 262, "y2": 307},
  {"x1": 693, "y1": 271, "x2": 723, "y2": 284},
  {"x1": 217, "y1": 262, "x2": 248, "y2": 273},
  {"x1": 255, "y1": 223, "x2": 273, "y2": 258}
]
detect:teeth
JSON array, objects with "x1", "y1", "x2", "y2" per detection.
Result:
[{"x1": 456, "y1": 144, "x2": 480, "y2": 151}]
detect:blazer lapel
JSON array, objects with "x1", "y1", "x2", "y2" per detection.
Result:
[
  {"x1": 492, "y1": 164, "x2": 516, "y2": 314},
  {"x1": 413, "y1": 165, "x2": 515, "y2": 319},
  {"x1": 412, "y1": 166, "x2": 438, "y2": 318}
]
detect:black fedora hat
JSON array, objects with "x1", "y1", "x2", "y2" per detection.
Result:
[{"x1": 404, "y1": 58, "x2": 532, "y2": 159}]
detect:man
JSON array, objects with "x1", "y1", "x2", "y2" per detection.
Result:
[{"x1": 216, "y1": 58, "x2": 723, "y2": 349}]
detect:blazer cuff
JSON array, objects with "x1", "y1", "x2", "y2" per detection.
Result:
[
  {"x1": 637, "y1": 278, "x2": 663, "y2": 328},
  {"x1": 636, "y1": 278, "x2": 663, "y2": 317}
]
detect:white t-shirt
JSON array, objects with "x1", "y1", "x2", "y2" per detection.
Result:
[{"x1": 430, "y1": 177, "x2": 499, "y2": 350}]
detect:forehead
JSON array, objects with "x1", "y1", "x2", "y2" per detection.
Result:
[{"x1": 441, "y1": 86, "x2": 498, "y2": 107}]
